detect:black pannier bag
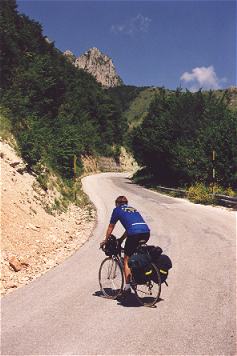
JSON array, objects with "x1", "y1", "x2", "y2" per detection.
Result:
[
  {"x1": 152, "y1": 254, "x2": 172, "y2": 284},
  {"x1": 150, "y1": 246, "x2": 163, "y2": 260},
  {"x1": 138, "y1": 245, "x2": 163, "y2": 259},
  {"x1": 128, "y1": 253, "x2": 152, "y2": 285},
  {"x1": 103, "y1": 235, "x2": 121, "y2": 256}
]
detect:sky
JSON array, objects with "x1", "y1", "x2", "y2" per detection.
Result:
[{"x1": 17, "y1": 0, "x2": 236, "y2": 90}]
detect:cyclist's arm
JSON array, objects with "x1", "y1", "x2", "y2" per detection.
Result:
[
  {"x1": 105, "y1": 223, "x2": 115, "y2": 241},
  {"x1": 100, "y1": 208, "x2": 119, "y2": 247},
  {"x1": 100, "y1": 224, "x2": 115, "y2": 248}
]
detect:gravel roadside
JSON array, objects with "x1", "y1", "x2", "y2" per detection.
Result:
[{"x1": 0, "y1": 140, "x2": 95, "y2": 296}]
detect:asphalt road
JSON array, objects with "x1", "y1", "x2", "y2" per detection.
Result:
[{"x1": 1, "y1": 173, "x2": 236, "y2": 355}]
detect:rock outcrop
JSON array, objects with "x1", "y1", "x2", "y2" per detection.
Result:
[
  {"x1": 64, "y1": 47, "x2": 123, "y2": 88},
  {"x1": 63, "y1": 50, "x2": 76, "y2": 63},
  {"x1": 228, "y1": 86, "x2": 237, "y2": 109}
]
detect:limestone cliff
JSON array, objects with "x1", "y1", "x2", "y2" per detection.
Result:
[{"x1": 64, "y1": 47, "x2": 123, "y2": 88}]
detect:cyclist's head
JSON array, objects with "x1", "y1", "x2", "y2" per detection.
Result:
[{"x1": 115, "y1": 196, "x2": 128, "y2": 207}]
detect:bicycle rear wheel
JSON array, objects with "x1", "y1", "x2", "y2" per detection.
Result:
[
  {"x1": 132, "y1": 262, "x2": 161, "y2": 307},
  {"x1": 99, "y1": 257, "x2": 124, "y2": 299}
]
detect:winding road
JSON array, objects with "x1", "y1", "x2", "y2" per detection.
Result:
[{"x1": 1, "y1": 173, "x2": 236, "y2": 355}]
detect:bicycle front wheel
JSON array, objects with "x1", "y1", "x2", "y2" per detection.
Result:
[
  {"x1": 99, "y1": 257, "x2": 124, "y2": 299},
  {"x1": 132, "y1": 262, "x2": 161, "y2": 307}
]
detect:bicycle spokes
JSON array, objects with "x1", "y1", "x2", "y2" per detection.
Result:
[
  {"x1": 132, "y1": 263, "x2": 161, "y2": 307},
  {"x1": 99, "y1": 257, "x2": 124, "y2": 299},
  {"x1": 107, "y1": 259, "x2": 118, "y2": 279}
]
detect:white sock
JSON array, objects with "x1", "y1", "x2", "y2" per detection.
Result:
[{"x1": 124, "y1": 283, "x2": 131, "y2": 290}]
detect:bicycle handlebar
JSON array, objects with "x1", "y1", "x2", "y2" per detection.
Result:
[{"x1": 99, "y1": 237, "x2": 124, "y2": 254}]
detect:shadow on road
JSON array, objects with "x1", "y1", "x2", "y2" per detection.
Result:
[
  {"x1": 117, "y1": 294, "x2": 163, "y2": 308},
  {"x1": 93, "y1": 290, "x2": 163, "y2": 308},
  {"x1": 116, "y1": 292, "x2": 142, "y2": 307},
  {"x1": 93, "y1": 290, "x2": 109, "y2": 298},
  {"x1": 124, "y1": 178, "x2": 135, "y2": 185}
]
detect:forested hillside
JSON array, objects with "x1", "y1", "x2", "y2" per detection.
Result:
[
  {"x1": 1, "y1": 0, "x2": 236, "y2": 199},
  {"x1": 130, "y1": 88, "x2": 237, "y2": 191},
  {"x1": 0, "y1": 0, "x2": 127, "y2": 179}
]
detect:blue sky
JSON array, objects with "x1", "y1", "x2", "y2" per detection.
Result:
[{"x1": 17, "y1": 0, "x2": 236, "y2": 90}]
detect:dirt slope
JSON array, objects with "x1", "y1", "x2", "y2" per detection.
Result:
[{"x1": 0, "y1": 140, "x2": 95, "y2": 296}]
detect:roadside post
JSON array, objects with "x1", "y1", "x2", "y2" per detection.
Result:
[
  {"x1": 73, "y1": 154, "x2": 77, "y2": 200},
  {"x1": 212, "y1": 149, "x2": 216, "y2": 198}
]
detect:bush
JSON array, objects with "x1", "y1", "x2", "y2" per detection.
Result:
[
  {"x1": 36, "y1": 173, "x2": 48, "y2": 191},
  {"x1": 187, "y1": 183, "x2": 214, "y2": 204},
  {"x1": 225, "y1": 187, "x2": 236, "y2": 197}
]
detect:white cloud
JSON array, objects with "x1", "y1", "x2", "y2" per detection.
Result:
[
  {"x1": 180, "y1": 66, "x2": 226, "y2": 91},
  {"x1": 111, "y1": 14, "x2": 151, "y2": 37}
]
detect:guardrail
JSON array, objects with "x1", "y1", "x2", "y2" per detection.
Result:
[
  {"x1": 155, "y1": 185, "x2": 186, "y2": 197},
  {"x1": 156, "y1": 186, "x2": 237, "y2": 209},
  {"x1": 214, "y1": 194, "x2": 237, "y2": 209}
]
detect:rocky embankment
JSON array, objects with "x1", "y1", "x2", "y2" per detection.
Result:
[{"x1": 0, "y1": 141, "x2": 95, "y2": 296}]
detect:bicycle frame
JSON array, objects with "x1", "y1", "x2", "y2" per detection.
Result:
[{"x1": 100, "y1": 238, "x2": 161, "y2": 306}]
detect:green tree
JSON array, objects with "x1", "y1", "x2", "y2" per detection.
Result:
[
  {"x1": 1, "y1": 0, "x2": 127, "y2": 180},
  {"x1": 130, "y1": 89, "x2": 237, "y2": 188}
]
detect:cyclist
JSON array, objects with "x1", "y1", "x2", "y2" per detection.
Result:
[{"x1": 100, "y1": 196, "x2": 150, "y2": 293}]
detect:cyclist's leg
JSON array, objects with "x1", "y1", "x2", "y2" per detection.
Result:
[
  {"x1": 123, "y1": 236, "x2": 136, "y2": 284},
  {"x1": 124, "y1": 254, "x2": 131, "y2": 283}
]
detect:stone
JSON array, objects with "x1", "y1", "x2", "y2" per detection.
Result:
[
  {"x1": 20, "y1": 277, "x2": 30, "y2": 282},
  {"x1": 6, "y1": 283, "x2": 18, "y2": 289},
  {"x1": 1, "y1": 251, "x2": 9, "y2": 261},
  {"x1": 63, "y1": 50, "x2": 76, "y2": 63},
  {"x1": 26, "y1": 223, "x2": 40, "y2": 231},
  {"x1": 9, "y1": 256, "x2": 22, "y2": 272},
  {"x1": 10, "y1": 161, "x2": 21, "y2": 168},
  {"x1": 20, "y1": 259, "x2": 30, "y2": 267},
  {"x1": 16, "y1": 166, "x2": 27, "y2": 174},
  {"x1": 64, "y1": 47, "x2": 123, "y2": 88}
]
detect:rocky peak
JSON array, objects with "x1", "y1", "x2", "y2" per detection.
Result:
[
  {"x1": 64, "y1": 47, "x2": 123, "y2": 88},
  {"x1": 227, "y1": 86, "x2": 237, "y2": 109},
  {"x1": 63, "y1": 50, "x2": 76, "y2": 63}
]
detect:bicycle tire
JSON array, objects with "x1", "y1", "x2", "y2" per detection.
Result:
[
  {"x1": 132, "y1": 262, "x2": 161, "y2": 307},
  {"x1": 99, "y1": 257, "x2": 124, "y2": 299}
]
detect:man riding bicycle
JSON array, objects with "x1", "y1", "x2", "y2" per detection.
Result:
[{"x1": 100, "y1": 196, "x2": 150, "y2": 294}]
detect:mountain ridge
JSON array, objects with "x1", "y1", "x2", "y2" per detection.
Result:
[{"x1": 64, "y1": 47, "x2": 123, "y2": 88}]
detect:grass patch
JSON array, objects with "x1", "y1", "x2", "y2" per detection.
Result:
[
  {"x1": 32, "y1": 164, "x2": 93, "y2": 215},
  {"x1": 124, "y1": 88, "x2": 160, "y2": 129}
]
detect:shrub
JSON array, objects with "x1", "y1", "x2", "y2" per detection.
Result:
[
  {"x1": 187, "y1": 183, "x2": 213, "y2": 204},
  {"x1": 36, "y1": 173, "x2": 48, "y2": 191},
  {"x1": 225, "y1": 187, "x2": 236, "y2": 197}
]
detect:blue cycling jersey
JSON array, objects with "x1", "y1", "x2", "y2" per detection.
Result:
[{"x1": 110, "y1": 204, "x2": 150, "y2": 235}]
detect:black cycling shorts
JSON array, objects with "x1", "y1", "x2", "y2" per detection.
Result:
[{"x1": 124, "y1": 232, "x2": 150, "y2": 257}]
